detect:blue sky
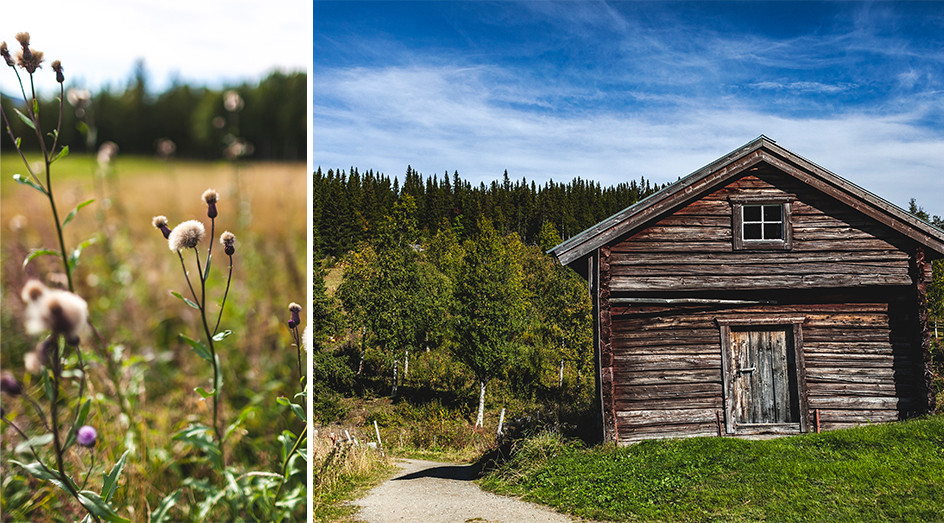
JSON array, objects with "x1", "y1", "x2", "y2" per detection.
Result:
[{"x1": 315, "y1": 1, "x2": 944, "y2": 218}]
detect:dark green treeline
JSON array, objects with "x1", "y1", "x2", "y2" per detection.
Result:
[
  {"x1": 313, "y1": 165, "x2": 666, "y2": 257},
  {"x1": 1, "y1": 66, "x2": 306, "y2": 161}
]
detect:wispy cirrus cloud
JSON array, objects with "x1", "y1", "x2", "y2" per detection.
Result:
[{"x1": 315, "y1": 63, "x2": 943, "y2": 216}]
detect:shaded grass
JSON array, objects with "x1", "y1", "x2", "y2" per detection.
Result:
[{"x1": 479, "y1": 416, "x2": 944, "y2": 522}]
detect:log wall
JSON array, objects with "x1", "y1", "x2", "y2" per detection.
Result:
[
  {"x1": 600, "y1": 163, "x2": 929, "y2": 444},
  {"x1": 609, "y1": 297, "x2": 924, "y2": 443},
  {"x1": 609, "y1": 166, "x2": 915, "y2": 293}
]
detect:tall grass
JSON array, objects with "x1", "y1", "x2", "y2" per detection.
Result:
[
  {"x1": 1, "y1": 153, "x2": 306, "y2": 520},
  {"x1": 311, "y1": 430, "x2": 393, "y2": 521}
]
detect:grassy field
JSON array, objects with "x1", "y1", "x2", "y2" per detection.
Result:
[
  {"x1": 1, "y1": 153, "x2": 307, "y2": 521},
  {"x1": 479, "y1": 416, "x2": 944, "y2": 522}
]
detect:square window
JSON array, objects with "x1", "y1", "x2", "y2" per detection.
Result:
[
  {"x1": 731, "y1": 198, "x2": 793, "y2": 251},
  {"x1": 742, "y1": 204, "x2": 783, "y2": 241}
]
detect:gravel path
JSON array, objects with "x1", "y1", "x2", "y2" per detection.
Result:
[{"x1": 354, "y1": 458, "x2": 579, "y2": 522}]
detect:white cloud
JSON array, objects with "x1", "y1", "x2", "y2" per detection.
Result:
[{"x1": 315, "y1": 64, "x2": 944, "y2": 218}]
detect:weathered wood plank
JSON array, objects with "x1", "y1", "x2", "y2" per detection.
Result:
[
  {"x1": 807, "y1": 396, "x2": 916, "y2": 409},
  {"x1": 616, "y1": 408, "x2": 719, "y2": 425},
  {"x1": 610, "y1": 273, "x2": 912, "y2": 291},
  {"x1": 617, "y1": 396, "x2": 723, "y2": 410},
  {"x1": 613, "y1": 369, "x2": 722, "y2": 385},
  {"x1": 610, "y1": 250, "x2": 908, "y2": 266}
]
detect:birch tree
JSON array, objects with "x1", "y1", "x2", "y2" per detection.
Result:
[{"x1": 454, "y1": 218, "x2": 527, "y2": 427}]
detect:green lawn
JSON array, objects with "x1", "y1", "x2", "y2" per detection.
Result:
[{"x1": 479, "y1": 416, "x2": 944, "y2": 522}]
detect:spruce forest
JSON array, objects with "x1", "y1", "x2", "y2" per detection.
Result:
[{"x1": 311, "y1": 166, "x2": 666, "y2": 449}]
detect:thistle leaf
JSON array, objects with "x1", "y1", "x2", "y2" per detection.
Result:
[
  {"x1": 276, "y1": 396, "x2": 306, "y2": 423},
  {"x1": 178, "y1": 334, "x2": 212, "y2": 361},
  {"x1": 150, "y1": 490, "x2": 181, "y2": 523},
  {"x1": 170, "y1": 291, "x2": 200, "y2": 310},
  {"x1": 223, "y1": 405, "x2": 258, "y2": 442},
  {"x1": 62, "y1": 198, "x2": 94, "y2": 228},
  {"x1": 23, "y1": 248, "x2": 59, "y2": 270},
  {"x1": 77, "y1": 490, "x2": 130, "y2": 523},
  {"x1": 12, "y1": 174, "x2": 46, "y2": 194},
  {"x1": 14, "y1": 108, "x2": 35, "y2": 130},
  {"x1": 194, "y1": 386, "x2": 216, "y2": 399},
  {"x1": 14, "y1": 433, "x2": 54, "y2": 455},
  {"x1": 101, "y1": 450, "x2": 131, "y2": 502},
  {"x1": 69, "y1": 237, "x2": 97, "y2": 270}
]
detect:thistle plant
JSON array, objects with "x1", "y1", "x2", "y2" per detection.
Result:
[
  {"x1": 1, "y1": 33, "x2": 129, "y2": 523},
  {"x1": 2, "y1": 281, "x2": 129, "y2": 522},
  {"x1": 272, "y1": 302, "x2": 308, "y2": 514},
  {"x1": 155, "y1": 188, "x2": 235, "y2": 469},
  {"x1": 1, "y1": 33, "x2": 94, "y2": 293}
]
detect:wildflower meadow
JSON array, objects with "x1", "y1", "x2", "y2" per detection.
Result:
[{"x1": 0, "y1": 33, "x2": 307, "y2": 521}]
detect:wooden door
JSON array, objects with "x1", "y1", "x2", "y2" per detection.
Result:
[{"x1": 730, "y1": 327, "x2": 797, "y2": 425}]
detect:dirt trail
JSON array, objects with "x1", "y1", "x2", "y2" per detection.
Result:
[{"x1": 354, "y1": 458, "x2": 579, "y2": 522}]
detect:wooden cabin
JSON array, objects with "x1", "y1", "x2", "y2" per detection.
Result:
[{"x1": 550, "y1": 136, "x2": 943, "y2": 444}]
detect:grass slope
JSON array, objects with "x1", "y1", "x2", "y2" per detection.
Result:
[{"x1": 480, "y1": 416, "x2": 944, "y2": 522}]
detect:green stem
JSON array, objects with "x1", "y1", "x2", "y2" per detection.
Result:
[
  {"x1": 273, "y1": 424, "x2": 307, "y2": 502},
  {"x1": 194, "y1": 248, "x2": 224, "y2": 466},
  {"x1": 212, "y1": 255, "x2": 233, "y2": 335}
]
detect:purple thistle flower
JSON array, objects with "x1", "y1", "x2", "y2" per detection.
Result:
[
  {"x1": 288, "y1": 302, "x2": 302, "y2": 329},
  {"x1": 1, "y1": 371, "x2": 22, "y2": 396},
  {"x1": 77, "y1": 425, "x2": 97, "y2": 447}
]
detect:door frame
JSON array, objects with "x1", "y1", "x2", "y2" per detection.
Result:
[{"x1": 716, "y1": 316, "x2": 810, "y2": 435}]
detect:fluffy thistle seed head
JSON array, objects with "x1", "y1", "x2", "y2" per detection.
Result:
[
  {"x1": 14, "y1": 32, "x2": 42, "y2": 74},
  {"x1": 202, "y1": 189, "x2": 219, "y2": 218},
  {"x1": 152, "y1": 215, "x2": 172, "y2": 239},
  {"x1": 14, "y1": 32, "x2": 30, "y2": 60},
  {"x1": 21, "y1": 279, "x2": 46, "y2": 303},
  {"x1": 1, "y1": 371, "x2": 22, "y2": 396},
  {"x1": 0, "y1": 42, "x2": 13, "y2": 67},
  {"x1": 77, "y1": 425, "x2": 97, "y2": 447},
  {"x1": 24, "y1": 350, "x2": 42, "y2": 375},
  {"x1": 97, "y1": 141, "x2": 119, "y2": 167},
  {"x1": 51, "y1": 60, "x2": 63, "y2": 83},
  {"x1": 24, "y1": 286, "x2": 89, "y2": 342},
  {"x1": 168, "y1": 220, "x2": 205, "y2": 251},
  {"x1": 288, "y1": 302, "x2": 302, "y2": 329},
  {"x1": 220, "y1": 231, "x2": 236, "y2": 255}
]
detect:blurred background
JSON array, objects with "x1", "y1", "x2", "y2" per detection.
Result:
[{"x1": 0, "y1": 2, "x2": 310, "y2": 519}]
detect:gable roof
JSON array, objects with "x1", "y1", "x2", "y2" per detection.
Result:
[{"x1": 551, "y1": 136, "x2": 944, "y2": 267}]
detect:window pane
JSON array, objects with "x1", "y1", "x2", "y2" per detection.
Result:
[
  {"x1": 744, "y1": 223, "x2": 762, "y2": 239},
  {"x1": 743, "y1": 205, "x2": 761, "y2": 222},
  {"x1": 764, "y1": 223, "x2": 783, "y2": 239},
  {"x1": 763, "y1": 205, "x2": 782, "y2": 222}
]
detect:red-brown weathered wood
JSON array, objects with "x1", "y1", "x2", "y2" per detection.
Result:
[{"x1": 556, "y1": 140, "x2": 942, "y2": 444}]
